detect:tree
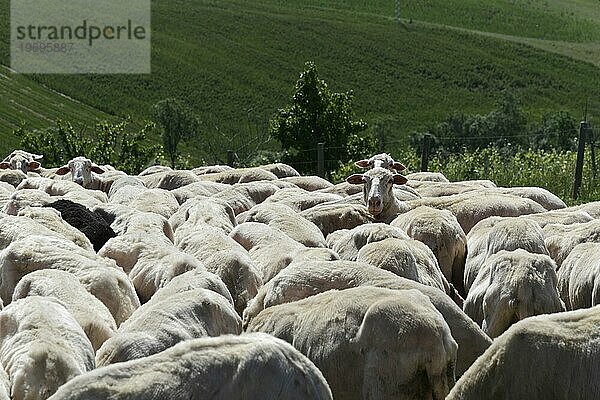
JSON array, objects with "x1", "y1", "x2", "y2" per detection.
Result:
[
  {"x1": 270, "y1": 61, "x2": 375, "y2": 174},
  {"x1": 152, "y1": 98, "x2": 199, "y2": 168},
  {"x1": 15, "y1": 119, "x2": 161, "y2": 174}
]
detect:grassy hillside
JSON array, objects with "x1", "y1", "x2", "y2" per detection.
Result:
[
  {"x1": 0, "y1": 64, "x2": 115, "y2": 152},
  {"x1": 0, "y1": 0, "x2": 599, "y2": 162}
]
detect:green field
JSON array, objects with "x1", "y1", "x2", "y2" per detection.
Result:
[{"x1": 0, "y1": 0, "x2": 599, "y2": 162}]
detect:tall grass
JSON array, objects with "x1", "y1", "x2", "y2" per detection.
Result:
[{"x1": 395, "y1": 147, "x2": 599, "y2": 205}]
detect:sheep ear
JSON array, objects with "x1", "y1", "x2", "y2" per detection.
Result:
[
  {"x1": 354, "y1": 160, "x2": 371, "y2": 168},
  {"x1": 27, "y1": 161, "x2": 40, "y2": 171},
  {"x1": 32, "y1": 153, "x2": 43, "y2": 160},
  {"x1": 392, "y1": 162, "x2": 406, "y2": 172},
  {"x1": 55, "y1": 166, "x2": 70, "y2": 175},
  {"x1": 346, "y1": 174, "x2": 365, "y2": 185},
  {"x1": 0, "y1": 162, "x2": 9, "y2": 169},
  {"x1": 91, "y1": 165, "x2": 105, "y2": 174},
  {"x1": 393, "y1": 174, "x2": 408, "y2": 185}
]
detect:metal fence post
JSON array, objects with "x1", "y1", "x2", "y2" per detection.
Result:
[
  {"x1": 317, "y1": 143, "x2": 325, "y2": 178},
  {"x1": 420, "y1": 134, "x2": 431, "y2": 172},
  {"x1": 573, "y1": 121, "x2": 587, "y2": 200}
]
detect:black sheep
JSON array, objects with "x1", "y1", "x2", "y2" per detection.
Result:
[{"x1": 44, "y1": 199, "x2": 116, "y2": 252}]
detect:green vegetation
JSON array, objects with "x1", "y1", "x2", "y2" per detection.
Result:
[
  {"x1": 16, "y1": 119, "x2": 161, "y2": 174},
  {"x1": 410, "y1": 92, "x2": 580, "y2": 153},
  {"x1": 270, "y1": 62, "x2": 375, "y2": 174},
  {"x1": 0, "y1": 65, "x2": 114, "y2": 152},
  {"x1": 1, "y1": 0, "x2": 599, "y2": 164},
  {"x1": 424, "y1": 147, "x2": 599, "y2": 205},
  {"x1": 152, "y1": 98, "x2": 200, "y2": 168}
]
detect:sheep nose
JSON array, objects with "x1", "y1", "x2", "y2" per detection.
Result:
[
  {"x1": 368, "y1": 197, "x2": 382, "y2": 208},
  {"x1": 74, "y1": 178, "x2": 84, "y2": 185}
]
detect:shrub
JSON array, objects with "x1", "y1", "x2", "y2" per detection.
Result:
[
  {"x1": 15, "y1": 119, "x2": 161, "y2": 174},
  {"x1": 270, "y1": 61, "x2": 377, "y2": 175}
]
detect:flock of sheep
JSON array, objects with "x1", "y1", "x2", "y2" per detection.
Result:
[{"x1": 0, "y1": 149, "x2": 599, "y2": 399}]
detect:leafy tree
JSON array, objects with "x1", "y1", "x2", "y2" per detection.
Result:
[
  {"x1": 530, "y1": 111, "x2": 577, "y2": 151},
  {"x1": 152, "y1": 98, "x2": 200, "y2": 168},
  {"x1": 15, "y1": 119, "x2": 161, "y2": 174},
  {"x1": 409, "y1": 91, "x2": 577, "y2": 155},
  {"x1": 270, "y1": 61, "x2": 376, "y2": 174}
]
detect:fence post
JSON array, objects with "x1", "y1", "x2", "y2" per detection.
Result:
[
  {"x1": 590, "y1": 127, "x2": 597, "y2": 180},
  {"x1": 572, "y1": 121, "x2": 587, "y2": 200},
  {"x1": 227, "y1": 150, "x2": 235, "y2": 167},
  {"x1": 317, "y1": 143, "x2": 325, "y2": 178},
  {"x1": 420, "y1": 134, "x2": 431, "y2": 172}
]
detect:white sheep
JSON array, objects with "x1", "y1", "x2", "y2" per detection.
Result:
[
  {"x1": 391, "y1": 206, "x2": 467, "y2": 295},
  {"x1": 150, "y1": 269, "x2": 234, "y2": 306},
  {"x1": 326, "y1": 223, "x2": 409, "y2": 261},
  {"x1": 56, "y1": 157, "x2": 103, "y2": 184},
  {"x1": 0, "y1": 234, "x2": 139, "y2": 326},
  {"x1": 264, "y1": 187, "x2": 343, "y2": 212},
  {"x1": 347, "y1": 168, "x2": 546, "y2": 231},
  {"x1": 247, "y1": 286, "x2": 457, "y2": 400},
  {"x1": 197, "y1": 167, "x2": 279, "y2": 184},
  {"x1": 0, "y1": 170, "x2": 27, "y2": 188},
  {"x1": 0, "y1": 361, "x2": 8, "y2": 400},
  {"x1": 300, "y1": 203, "x2": 374, "y2": 237},
  {"x1": 0, "y1": 150, "x2": 42, "y2": 174},
  {"x1": 237, "y1": 202, "x2": 326, "y2": 247},
  {"x1": 258, "y1": 162, "x2": 300, "y2": 178},
  {"x1": 0, "y1": 296, "x2": 94, "y2": 400},
  {"x1": 170, "y1": 181, "x2": 230, "y2": 204},
  {"x1": 211, "y1": 181, "x2": 281, "y2": 215},
  {"x1": 242, "y1": 259, "x2": 490, "y2": 376},
  {"x1": 192, "y1": 165, "x2": 233, "y2": 175},
  {"x1": 0, "y1": 215, "x2": 90, "y2": 251},
  {"x1": 101, "y1": 205, "x2": 174, "y2": 241},
  {"x1": 357, "y1": 237, "x2": 450, "y2": 294},
  {"x1": 464, "y1": 217, "x2": 549, "y2": 292},
  {"x1": 447, "y1": 306, "x2": 600, "y2": 400},
  {"x1": 115, "y1": 187, "x2": 179, "y2": 219},
  {"x1": 406, "y1": 171, "x2": 450, "y2": 182},
  {"x1": 354, "y1": 153, "x2": 406, "y2": 171},
  {"x1": 96, "y1": 288, "x2": 241, "y2": 366},
  {"x1": 12, "y1": 269, "x2": 117, "y2": 351},
  {"x1": 544, "y1": 219, "x2": 600, "y2": 268},
  {"x1": 16, "y1": 177, "x2": 108, "y2": 203},
  {"x1": 557, "y1": 242, "x2": 600, "y2": 310},
  {"x1": 169, "y1": 197, "x2": 236, "y2": 239},
  {"x1": 48, "y1": 334, "x2": 333, "y2": 400},
  {"x1": 556, "y1": 200, "x2": 600, "y2": 218},
  {"x1": 230, "y1": 222, "x2": 337, "y2": 282},
  {"x1": 176, "y1": 226, "x2": 263, "y2": 314},
  {"x1": 1, "y1": 189, "x2": 51, "y2": 215},
  {"x1": 279, "y1": 175, "x2": 333, "y2": 191},
  {"x1": 17, "y1": 206, "x2": 94, "y2": 251},
  {"x1": 464, "y1": 249, "x2": 564, "y2": 338},
  {"x1": 346, "y1": 167, "x2": 410, "y2": 223},
  {"x1": 138, "y1": 169, "x2": 199, "y2": 190}
]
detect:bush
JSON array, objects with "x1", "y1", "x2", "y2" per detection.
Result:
[
  {"x1": 270, "y1": 61, "x2": 377, "y2": 175},
  {"x1": 16, "y1": 119, "x2": 161, "y2": 174},
  {"x1": 410, "y1": 92, "x2": 578, "y2": 155},
  {"x1": 427, "y1": 147, "x2": 598, "y2": 205}
]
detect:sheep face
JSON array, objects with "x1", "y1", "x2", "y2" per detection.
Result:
[
  {"x1": 354, "y1": 153, "x2": 406, "y2": 172},
  {"x1": 0, "y1": 154, "x2": 40, "y2": 174},
  {"x1": 56, "y1": 157, "x2": 104, "y2": 187},
  {"x1": 346, "y1": 167, "x2": 407, "y2": 216}
]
